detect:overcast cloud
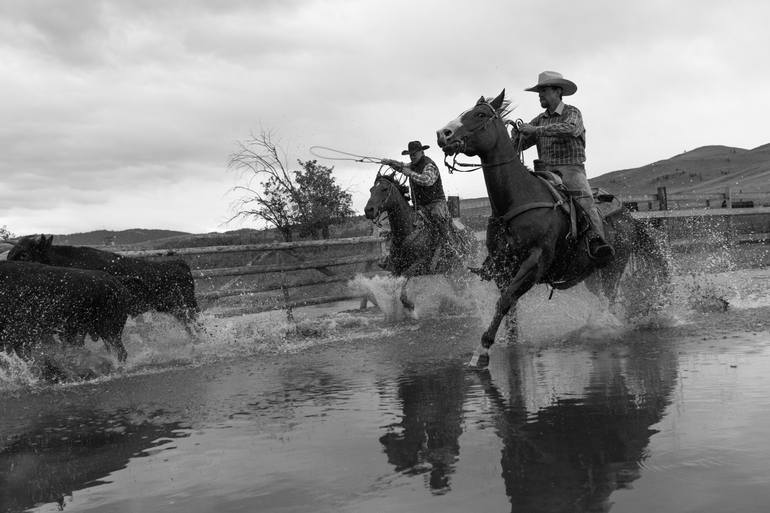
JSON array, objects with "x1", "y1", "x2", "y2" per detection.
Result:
[{"x1": 2, "y1": 0, "x2": 769, "y2": 235}]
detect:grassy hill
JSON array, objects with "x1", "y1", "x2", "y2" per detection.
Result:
[
  {"x1": 12, "y1": 217, "x2": 376, "y2": 251},
  {"x1": 590, "y1": 143, "x2": 770, "y2": 195},
  {"x1": 52, "y1": 229, "x2": 191, "y2": 246}
]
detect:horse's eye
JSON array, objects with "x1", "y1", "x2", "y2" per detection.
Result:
[{"x1": 476, "y1": 112, "x2": 486, "y2": 118}]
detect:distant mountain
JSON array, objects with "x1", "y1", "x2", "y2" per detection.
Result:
[
  {"x1": 590, "y1": 143, "x2": 770, "y2": 196},
  {"x1": 15, "y1": 216, "x2": 375, "y2": 250},
  {"x1": 51, "y1": 229, "x2": 191, "y2": 246}
]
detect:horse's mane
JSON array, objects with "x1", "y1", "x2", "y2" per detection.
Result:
[{"x1": 376, "y1": 172, "x2": 411, "y2": 202}]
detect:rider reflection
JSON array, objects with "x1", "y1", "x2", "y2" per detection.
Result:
[
  {"x1": 379, "y1": 363, "x2": 466, "y2": 494},
  {"x1": 379, "y1": 337, "x2": 677, "y2": 508}
]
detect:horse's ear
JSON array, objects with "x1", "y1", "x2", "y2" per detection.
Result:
[
  {"x1": 476, "y1": 95, "x2": 486, "y2": 105},
  {"x1": 44, "y1": 235, "x2": 53, "y2": 250},
  {"x1": 490, "y1": 89, "x2": 506, "y2": 110}
]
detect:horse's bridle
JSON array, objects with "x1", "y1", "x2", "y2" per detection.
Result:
[
  {"x1": 443, "y1": 101, "x2": 522, "y2": 174},
  {"x1": 369, "y1": 174, "x2": 400, "y2": 228}
]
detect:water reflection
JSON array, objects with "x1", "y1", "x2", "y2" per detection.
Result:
[
  {"x1": 0, "y1": 407, "x2": 189, "y2": 513},
  {"x1": 380, "y1": 338, "x2": 678, "y2": 511},
  {"x1": 379, "y1": 362, "x2": 466, "y2": 494}
]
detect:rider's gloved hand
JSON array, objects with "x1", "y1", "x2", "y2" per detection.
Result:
[{"x1": 382, "y1": 159, "x2": 402, "y2": 170}]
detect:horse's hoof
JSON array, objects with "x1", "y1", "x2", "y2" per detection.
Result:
[{"x1": 468, "y1": 350, "x2": 490, "y2": 369}]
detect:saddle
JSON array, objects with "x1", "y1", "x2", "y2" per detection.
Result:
[
  {"x1": 531, "y1": 173, "x2": 624, "y2": 238},
  {"x1": 472, "y1": 175, "x2": 622, "y2": 282}
]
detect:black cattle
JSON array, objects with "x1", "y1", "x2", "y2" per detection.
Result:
[
  {"x1": 0, "y1": 261, "x2": 131, "y2": 361},
  {"x1": 8, "y1": 235, "x2": 199, "y2": 331}
]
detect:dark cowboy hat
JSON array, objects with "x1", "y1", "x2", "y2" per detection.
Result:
[
  {"x1": 401, "y1": 140, "x2": 430, "y2": 155},
  {"x1": 525, "y1": 71, "x2": 577, "y2": 96}
]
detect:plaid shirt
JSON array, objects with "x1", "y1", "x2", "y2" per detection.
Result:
[
  {"x1": 396, "y1": 159, "x2": 439, "y2": 186},
  {"x1": 517, "y1": 102, "x2": 586, "y2": 165}
]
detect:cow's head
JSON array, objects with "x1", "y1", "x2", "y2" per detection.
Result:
[{"x1": 7, "y1": 234, "x2": 54, "y2": 263}]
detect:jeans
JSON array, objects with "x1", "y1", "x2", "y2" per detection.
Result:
[{"x1": 547, "y1": 164, "x2": 606, "y2": 239}]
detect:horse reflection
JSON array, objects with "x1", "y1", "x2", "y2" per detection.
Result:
[
  {"x1": 477, "y1": 340, "x2": 677, "y2": 512},
  {"x1": 379, "y1": 338, "x2": 677, "y2": 510},
  {"x1": 379, "y1": 363, "x2": 466, "y2": 494}
]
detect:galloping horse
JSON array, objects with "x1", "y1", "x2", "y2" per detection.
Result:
[
  {"x1": 436, "y1": 90, "x2": 670, "y2": 367},
  {"x1": 364, "y1": 172, "x2": 478, "y2": 310}
]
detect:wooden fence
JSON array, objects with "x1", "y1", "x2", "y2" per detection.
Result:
[
  {"x1": 119, "y1": 235, "x2": 385, "y2": 318},
  {"x1": 108, "y1": 188, "x2": 770, "y2": 318},
  {"x1": 619, "y1": 187, "x2": 770, "y2": 211},
  {"x1": 457, "y1": 192, "x2": 770, "y2": 246}
]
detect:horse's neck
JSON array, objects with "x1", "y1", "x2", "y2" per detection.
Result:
[
  {"x1": 481, "y1": 133, "x2": 550, "y2": 217},
  {"x1": 385, "y1": 194, "x2": 414, "y2": 244}
]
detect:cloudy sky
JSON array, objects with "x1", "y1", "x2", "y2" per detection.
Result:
[{"x1": 2, "y1": 0, "x2": 769, "y2": 236}]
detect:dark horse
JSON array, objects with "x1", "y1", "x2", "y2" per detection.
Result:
[
  {"x1": 436, "y1": 90, "x2": 670, "y2": 367},
  {"x1": 364, "y1": 172, "x2": 479, "y2": 311}
]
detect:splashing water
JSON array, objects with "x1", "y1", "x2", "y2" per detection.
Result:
[
  {"x1": 348, "y1": 274, "x2": 409, "y2": 322},
  {"x1": 0, "y1": 351, "x2": 39, "y2": 390},
  {"x1": 0, "y1": 306, "x2": 391, "y2": 391}
]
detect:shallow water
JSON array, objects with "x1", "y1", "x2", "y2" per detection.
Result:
[{"x1": 2, "y1": 270, "x2": 770, "y2": 512}]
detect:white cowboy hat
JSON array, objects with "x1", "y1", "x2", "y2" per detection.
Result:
[{"x1": 525, "y1": 71, "x2": 577, "y2": 96}]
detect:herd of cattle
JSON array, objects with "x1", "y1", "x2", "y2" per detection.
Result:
[{"x1": 0, "y1": 235, "x2": 199, "y2": 362}]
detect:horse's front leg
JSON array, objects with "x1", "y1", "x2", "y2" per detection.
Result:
[
  {"x1": 470, "y1": 248, "x2": 544, "y2": 368},
  {"x1": 399, "y1": 276, "x2": 414, "y2": 311},
  {"x1": 398, "y1": 260, "x2": 426, "y2": 312}
]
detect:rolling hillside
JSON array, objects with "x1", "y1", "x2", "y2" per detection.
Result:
[
  {"x1": 53, "y1": 229, "x2": 191, "y2": 246},
  {"x1": 590, "y1": 143, "x2": 770, "y2": 195}
]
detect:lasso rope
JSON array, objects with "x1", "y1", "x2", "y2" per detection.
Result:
[{"x1": 309, "y1": 145, "x2": 387, "y2": 164}]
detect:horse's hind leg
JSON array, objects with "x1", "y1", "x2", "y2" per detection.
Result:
[{"x1": 471, "y1": 249, "x2": 543, "y2": 368}]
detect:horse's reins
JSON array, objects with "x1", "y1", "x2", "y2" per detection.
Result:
[
  {"x1": 442, "y1": 102, "x2": 524, "y2": 174},
  {"x1": 370, "y1": 173, "x2": 411, "y2": 230}
]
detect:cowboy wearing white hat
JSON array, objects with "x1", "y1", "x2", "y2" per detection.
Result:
[
  {"x1": 513, "y1": 71, "x2": 614, "y2": 262},
  {"x1": 525, "y1": 70, "x2": 578, "y2": 96}
]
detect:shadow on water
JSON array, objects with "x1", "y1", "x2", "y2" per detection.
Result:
[
  {"x1": 0, "y1": 406, "x2": 189, "y2": 513},
  {"x1": 378, "y1": 333, "x2": 678, "y2": 512}
]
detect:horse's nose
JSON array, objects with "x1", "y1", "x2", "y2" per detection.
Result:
[
  {"x1": 437, "y1": 128, "x2": 452, "y2": 147},
  {"x1": 364, "y1": 205, "x2": 374, "y2": 218}
]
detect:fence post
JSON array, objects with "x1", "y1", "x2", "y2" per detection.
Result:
[
  {"x1": 656, "y1": 187, "x2": 668, "y2": 211},
  {"x1": 447, "y1": 196, "x2": 461, "y2": 218},
  {"x1": 725, "y1": 187, "x2": 734, "y2": 208}
]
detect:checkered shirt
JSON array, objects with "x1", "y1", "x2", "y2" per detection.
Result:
[{"x1": 518, "y1": 102, "x2": 586, "y2": 165}]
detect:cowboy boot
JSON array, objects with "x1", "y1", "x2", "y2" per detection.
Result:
[
  {"x1": 588, "y1": 234, "x2": 614, "y2": 261},
  {"x1": 576, "y1": 198, "x2": 615, "y2": 262}
]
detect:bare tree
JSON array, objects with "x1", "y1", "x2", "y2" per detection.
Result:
[
  {"x1": 227, "y1": 130, "x2": 354, "y2": 241},
  {"x1": 227, "y1": 130, "x2": 303, "y2": 242}
]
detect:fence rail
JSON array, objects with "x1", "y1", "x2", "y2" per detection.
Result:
[
  {"x1": 119, "y1": 235, "x2": 384, "y2": 318},
  {"x1": 111, "y1": 189, "x2": 770, "y2": 318},
  {"x1": 618, "y1": 187, "x2": 770, "y2": 211}
]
